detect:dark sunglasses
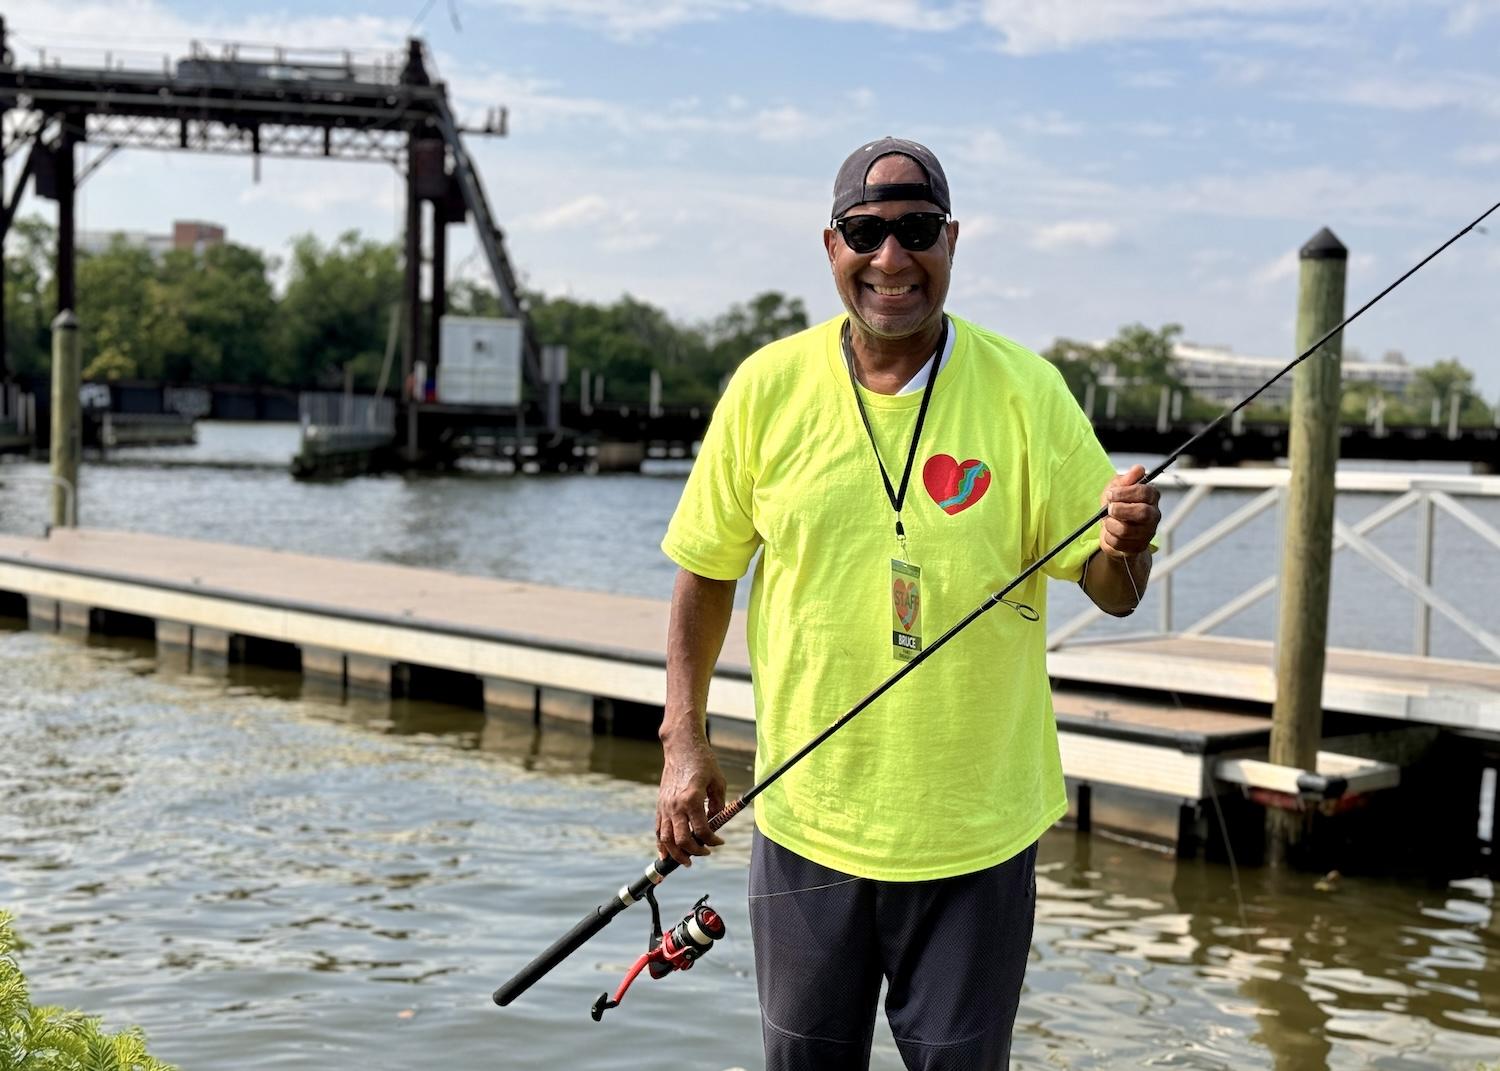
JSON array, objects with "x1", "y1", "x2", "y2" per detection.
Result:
[{"x1": 833, "y1": 211, "x2": 948, "y2": 255}]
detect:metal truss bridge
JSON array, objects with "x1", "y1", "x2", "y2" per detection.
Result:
[{"x1": 0, "y1": 20, "x2": 540, "y2": 452}]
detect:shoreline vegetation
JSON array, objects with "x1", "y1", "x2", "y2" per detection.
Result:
[
  {"x1": 0, "y1": 910, "x2": 174, "y2": 1071},
  {"x1": 4, "y1": 219, "x2": 1491, "y2": 424}
]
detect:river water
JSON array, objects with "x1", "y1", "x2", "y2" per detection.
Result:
[{"x1": 1, "y1": 423, "x2": 1497, "y2": 1069}]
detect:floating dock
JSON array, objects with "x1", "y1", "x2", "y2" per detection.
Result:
[{"x1": 2, "y1": 528, "x2": 1495, "y2": 868}]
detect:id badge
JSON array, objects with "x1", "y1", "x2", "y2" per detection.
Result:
[{"x1": 891, "y1": 559, "x2": 922, "y2": 661}]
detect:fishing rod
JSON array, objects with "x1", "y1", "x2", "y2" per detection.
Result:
[{"x1": 492, "y1": 197, "x2": 1500, "y2": 1014}]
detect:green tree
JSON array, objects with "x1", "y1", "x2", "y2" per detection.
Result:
[
  {"x1": 1040, "y1": 336, "x2": 1103, "y2": 401},
  {"x1": 518, "y1": 291, "x2": 710, "y2": 405},
  {"x1": 474, "y1": 287, "x2": 809, "y2": 407},
  {"x1": 1101, "y1": 322, "x2": 1184, "y2": 387},
  {"x1": 75, "y1": 239, "x2": 163, "y2": 381},
  {"x1": 154, "y1": 243, "x2": 278, "y2": 384},
  {"x1": 275, "y1": 232, "x2": 401, "y2": 388},
  {"x1": 3, "y1": 216, "x2": 54, "y2": 380},
  {"x1": 694, "y1": 291, "x2": 808, "y2": 401},
  {"x1": 1408, "y1": 357, "x2": 1490, "y2": 425},
  {"x1": 0, "y1": 910, "x2": 174, "y2": 1070},
  {"x1": 1044, "y1": 323, "x2": 1186, "y2": 420}
]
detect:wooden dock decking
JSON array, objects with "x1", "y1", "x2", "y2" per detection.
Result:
[
  {"x1": 1050, "y1": 634, "x2": 1500, "y2": 729},
  {"x1": 0, "y1": 528, "x2": 757, "y2": 724},
  {"x1": 2, "y1": 528, "x2": 1496, "y2": 856}
]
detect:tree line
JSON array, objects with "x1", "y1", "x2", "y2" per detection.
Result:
[
  {"x1": 3, "y1": 216, "x2": 1489, "y2": 421},
  {"x1": 2, "y1": 218, "x2": 806, "y2": 407},
  {"x1": 1044, "y1": 322, "x2": 1494, "y2": 427}
]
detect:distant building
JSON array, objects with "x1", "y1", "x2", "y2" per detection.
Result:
[
  {"x1": 1169, "y1": 342, "x2": 1418, "y2": 404},
  {"x1": 78, "y1": 220, "x2": 226, "y2": 259},
  {"x1": 77, "y1": 228, "x2": 174, "y2": 259},
  {"x1": 173, "y1": 220, "x2": 226, "y2": 255}
]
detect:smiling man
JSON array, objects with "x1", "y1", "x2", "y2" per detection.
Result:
[{"x1": 657, "y1": 137, "x2": 1161, "y2": 1070}]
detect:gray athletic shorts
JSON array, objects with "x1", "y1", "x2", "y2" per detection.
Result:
[{"x1": 748, "y1": 828, "x2": 1037, "y2": 1071}]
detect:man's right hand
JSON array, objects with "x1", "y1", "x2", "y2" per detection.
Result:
[{"x1": 656, "y1": 724, "x2": 727, "y2": 867}]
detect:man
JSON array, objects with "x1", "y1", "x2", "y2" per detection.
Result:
[{"x1": 656, "y1": 137, "x2": 1161, "y2": 1070}]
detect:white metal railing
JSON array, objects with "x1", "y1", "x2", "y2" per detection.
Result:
[
  {"x1": 298, "y1": 391, "x2": 395, "y2": 455},
  {"x1": 1048, "y1": 468, "x2": 1500, "y2": 660}
]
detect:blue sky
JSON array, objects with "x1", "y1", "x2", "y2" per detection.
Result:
[{"x1": 11, "y1": 0, "x2": 1500, "y2": 393}]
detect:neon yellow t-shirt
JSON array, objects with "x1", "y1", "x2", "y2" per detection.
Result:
[{"x1": 662, "y1": 314, "x2": 1118, "y2": 881}]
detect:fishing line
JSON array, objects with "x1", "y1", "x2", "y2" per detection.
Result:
[
  {"x1": 1166, "y1": 685, "x2": 1251, "y2": 943},
  {"x1": 492, "y1": 196, "x2": 1500, "y2": 1011}
]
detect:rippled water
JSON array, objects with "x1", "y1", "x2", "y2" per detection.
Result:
[
  {"x1": 2, "y1": 423, "x2": 1499, "y2": 1068},
  {"x1": 2, "y1": 628, "x2": 1497, "y2": 1070}
]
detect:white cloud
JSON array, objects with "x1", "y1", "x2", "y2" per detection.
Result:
[
  {"x1": 237, "y1": 169, "x2": 394, "y2": 216},
  {"x1": 449, "y1": 67, "x2": 854, "y2": 147},
  {"x1": 521, "y1": 195, "x2": 611, "y2": 232},
  {"x1": 952, "y1": 276, "x2": 1034, "y2": 301},
  {"x1": 4, "y1": 0, "x2": 410, "y2": 61},
  {"x1": 1018, "y1": 111, "x2": 1084, "y2": 137},
  {"x1": 955, "y1": 214, "x2": 1001, "y2": 240},
  {"x1": 1455, "y1": 143, "x2": 1500, "y2": 164},
  {"x1": 976, "y1": 0, "x2": 1336, "y2": 55},
  {"x1": 472, "y1": 0, "x2": 744, "y2": 38},
  {"x1": 1030, "y1": 220, "x2": 1121, "y2": 251},
  {"x1": 1329, "y1": 71, "x2": 1500, "y2": 118},
  {"x1": 1121, "y1": 69, "x2": 1180, "y2": 89},
  {"x1": 765, "y1": 0, "x2": 970, "y2": 31},
  {"x1": 1191, "y1": 248, "x2": 1237, "y2": 268},
  {"x1": 600, "y1": 231, "x2": 662, "y2": 253},
  {"x1": 1207, "y1": 52, "x2": 1275, "y2": 86},
  {"x1": 472, "y1": 0, "x2": 1359, "y2": 48},
  {"x1": 1118, "y1": 120, "x2": 1176, "y2": 139},
  {"x1": 1236, "y1": 117, "x2": 1296, "y2": 149},
  {"x1": 752, "y1": 105, "x2": 824, "y2": 143},
  {"x1": 473, "y1": 0, "x2": 967, "y2": 38},
  {"x1": 1444, "y1": 0, "x2": 1500, "y2": 35},
  {"x1": 1251, "y1": 247, "x2": 1376, "y2": 288},
  {"x1": 513, "y1": 193, "x2": 662, "y2": 253},
  {"x1": 949, "y1": 129, "x2": 1012, "y2": 167},
  {"x1": 1155, "y1": 166, "x2": 1496, "y2": 229},
  {"x1": 1253, "y1": 249, "x2": 1298, "y2": 286}
]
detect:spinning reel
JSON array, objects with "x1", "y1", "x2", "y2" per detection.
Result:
[{"x1": 590, "y1": 891, "x2": 725, "y2": 1021}]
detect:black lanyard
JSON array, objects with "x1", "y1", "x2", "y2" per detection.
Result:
[{"x1": 843, "y1": 316, "x2": 947, "y2": 548}]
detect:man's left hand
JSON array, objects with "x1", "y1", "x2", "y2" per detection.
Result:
[{"x1": 1099, "y1": 464, "x2": 1161, "y2": 557}]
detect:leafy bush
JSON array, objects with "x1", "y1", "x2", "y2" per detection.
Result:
[{"x1": 0, "y1": 911, "x2": 174, "y2": 1071}]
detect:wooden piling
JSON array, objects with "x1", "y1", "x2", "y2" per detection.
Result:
[
  {"x1": 1268, "y1": 226, "x2": 1346, "y2": 864},
  {"x1": 49, "y1": 310, "x2": 80, "y2": 528}
]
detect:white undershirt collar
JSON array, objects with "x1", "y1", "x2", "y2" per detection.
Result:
[{"x1": 844, "y1": 315, "x2": 956, "y2": 395}]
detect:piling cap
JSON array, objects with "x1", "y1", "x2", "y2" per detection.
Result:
[
  {"x1": 51, "y1": 309, "x2": 78, "y2": 330},
  {"x1": 1300, "y1": 227, "x2": 1347, "y2": 261}
]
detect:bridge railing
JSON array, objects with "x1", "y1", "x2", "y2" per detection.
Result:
[{"x1": 1047, "y1": 468, "x2": 1500, "y2": 661}]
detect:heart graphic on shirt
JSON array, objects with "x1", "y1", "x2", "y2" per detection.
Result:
[
  {"x1": 892, "y1": 579, "x2": 920, "y2": 632},
  {"x1": 923, "y1": 454, "x2": 992, "y2": 516}
]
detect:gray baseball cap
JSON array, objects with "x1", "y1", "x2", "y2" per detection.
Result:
[{"x1": 831, "y1": 137, "x2": 951, "y2": 220}]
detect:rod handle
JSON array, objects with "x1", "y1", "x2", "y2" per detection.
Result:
[
  {"x1": 493, "y1": 857, "x2": 678, "y2": 1007},
  {"x1": 493, "y1": 904, "x2": 617, "y2": 1006}
]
